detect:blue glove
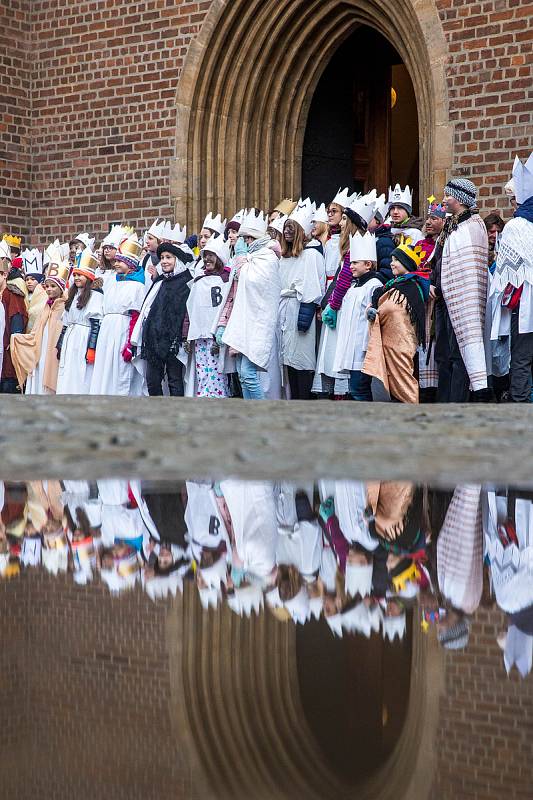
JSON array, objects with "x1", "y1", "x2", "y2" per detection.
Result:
[
  {"x1": 367, "y1": 307, "x2": 378, "y2": 322},
  {"x1": 322, "y1": 304, "x2": 337, "y2": 329},
  {"x1": 235, "y1": 237, "x2": 248, "y2": 256},
  {"x1": 215, "y1": 326, "x2": 225, "y2": 346}
]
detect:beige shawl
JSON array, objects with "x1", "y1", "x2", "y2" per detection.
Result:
[{"x1": 11, "y1": 297, "x2": 65, "y2": 392}]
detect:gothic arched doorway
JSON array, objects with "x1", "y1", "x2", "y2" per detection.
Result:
[
  {"x1": 302, "y1": 26, "x2": 420, "y2": 211},
  {"x1": 172, "y1": 0, "x2": 453, "y2": 231}
]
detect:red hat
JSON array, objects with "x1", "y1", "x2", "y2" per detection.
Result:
[{"x1": 11, "y1": 257, "x2": 23, "y2": 270}]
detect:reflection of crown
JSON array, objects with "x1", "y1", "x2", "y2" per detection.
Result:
[
  {"x1": 3, "y1": 233, "x2": 21, "y2": 248},
  {"x1": 395, "y1": 236, "x2": 426, "y2": 268},
  {"x1": 392, "y1": 561, "x2": 421, "y2": 593}
]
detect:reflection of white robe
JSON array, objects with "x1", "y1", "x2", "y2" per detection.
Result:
[
  {"x1": 221, "y1": 480, "x2": 278, "y2": 579},
  {"x1": 25, "y1": 320, "x2": 51, "y2": 395},
  {"x1": 90, "y1": 278, "x2": 145, "y2": 396},
  {"x1": 222, "y1": 246, "x2": 281, "y2": 370},
  {"x1": 334, "y1": 480, "x2": 379, "y2": 550},
  {"x1": 57, "y1": 290, "x2": 103, "y2": 394},
  {"x1": 185, "y1": 482, "x2": 230, "y2": 561}
]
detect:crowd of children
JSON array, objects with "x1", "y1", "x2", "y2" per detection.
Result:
[
  {"x1": 0, "y1": 476, "x2": 530, "y2": 678},
  {"x1": 1, "y1": 150, "x2": 532, "y2": 402}
]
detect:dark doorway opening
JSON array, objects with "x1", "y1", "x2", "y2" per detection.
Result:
[{"x1": 302, "y1": 26, "x2": 419, "y2": 213}]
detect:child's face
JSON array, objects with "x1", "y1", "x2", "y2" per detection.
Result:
[
  {"x1": 327, "y1": 203, "x2": 342, "y2": 227},
  {"x1": 227, "y1": 229, "x2": 238, "y2": 246},
  {"x1": 160, "y1": 252, "x2": 176, "y2": 273},
  {"x1": 44, "y1": 280, "x2": 62, "y2": 299},
  {"x1": 102, "y1": 245, "x2": 116, "y2": 261},
  {"x1": 389, "y1": 205, "x2": 409, "y2": 224},
  {"x1": 350, "y1": 259, "x2": 373, "y2": 278},
  {"x1": 203, "y1": 251, "x2": 217, "y2": 272},
  {"x1": 145, "y1": 234, "x2": 159, "y2": 253},
  {"x1": 25, "y1": 275, "x2": 38, "y2": 292},
  {"x1": 199, "y1": 228, "x2": 213, "y2": 249},
  {"x1": 113, "y1": 259, "x2": 129, "y2": 274},
  {"x1": 73, "y1": 274, "x2": 88, "y2": 289},
  {"x1": 391, "y1": 256, "x2": 408, "y2": 277},
  {"x1": 157, "y1": 547, "x2": 173, "y2": 569}
]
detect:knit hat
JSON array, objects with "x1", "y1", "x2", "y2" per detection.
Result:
[
  {"x1": 438, "y1": 617, "x2": 470, "y2": 650},
  {"x1": 26, "y1": 273, "x2": 45, "y2": 283},
  {"x1": 444, "y1": 178, "x2": 477, "y2": 209},
  {"x1": 391, "y1": 238, "x2": 426, "y2": 272},
  {"x1": 12, "y1": 256, "x2": 23, "y2": 270},
  {"x1": 156, "y1": 241, "x2": 194, "y2": 264}
]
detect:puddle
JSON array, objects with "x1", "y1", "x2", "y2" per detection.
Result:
[{"x1": 0, "y1": 478, "x2": 531, "y2": 798}]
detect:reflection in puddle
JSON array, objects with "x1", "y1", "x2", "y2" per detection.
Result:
[{"x1": 0, "y1": 479, "x2": 532, "y2": 798}]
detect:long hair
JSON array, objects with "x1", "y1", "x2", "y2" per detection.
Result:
[
  {"x1": 339, "y1": 217, "x2": 362, "y2": 258},
  {"x1": 64, "y1": 281, "x2": 93, "y2": 311},
  {"x1": 313, "y1": 221, "x2": 328, "y2": 246},
  {"x1": 101, "y1": 254, "x2": 115, "y2": 271},
  {"x1": 281, "y1": 221, "x2": 307, "y2": 258},
  {"x1": 276, "y1": 564, "x2": 303, "y2": 602}
]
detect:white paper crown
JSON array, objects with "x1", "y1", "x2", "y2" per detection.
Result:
[
  {"x1": 143, "y1": 573, "x2": 182, "y2": 602},
  {"x1": 100, "y1": 568, "x2": 139, "y2": 595},
  {"x1": 373, "y1": 193, "x2": 389, "y2": 222},
  {"x1": 73, "y1": 231, "x2": 96, "y2": 250},
  {"x1": 284, "y1": 586, "x2": 310, "y2": 624},
  {"x1": 203, "y1": 234, "x2": 230, "y2": 265},
  {"x1": 388, "y1": 184, "x2": 413, "y2": 209},
  {"x1": 512, "y1": 152, "x2": 533, "y2": 205},
  {"x1": 42, "y1": 547, "x2": 68, "y2": 575},
  {"x1": 198, "y1": 554, "x2": 228, "y2": 589},
  {"x1": 230, "y1": 209, "x2": 245, "y2": 226},
  {"x1": 289, "y1": 197, "x2": 316, "y2": 236},
  {"x1": 21, "y1": 248, "x2": 44, "y2": 275},
  {"x1": 326, "y1": 613, "x2": 344, "y2": 638},
  {"x1": 232, "y1": 584, "x2": 264, "y2": 617},
  {"x1": 44, "y1": 240, "x2": 70, "y2": 268},
  {"x1": 309, "y1": 595, "x2": 323, "y2": 620},
  {"x1": 198, "y1": 586, "x2": 220, "y2": 610},
  {"x1": 349, "y1": 231, "x2": 377, "y2": 264},
  {"x1": 167, "y1": 223, "x2": 187, "y2": 245},
  {"x1": 346, "y1": 193, "x2": 379, "y2": 225},
  {"x1": 332, "y1": 187, "x2": 358, "y2": 210},
  {"x1": 345, "y1": 561, "x2": 373, "y2": 598},
  {"x1": 202, "y1": 213, "x2": 227, "y2": 236},
  {"x1": 312, "y1": 203, "x2": 329, "y2": 224},
  {"x1": 0, "y1": 240, "x2": 11, "y2": 261},
  {"x1": 239, "y1": 208, "x2": 267, "y2": 238},
  {"x1": 147, "y1": 218, "x2": 167, "y2": 240},
  {"x1": 382, "y1": 611, "x2": 407, "y2": 642},
  {"x1": 102, "y1": 225, "x2": 127, "y2": 249},
  {"x1": 270, "y1": 214, "x2": 288, "y2": 235}
]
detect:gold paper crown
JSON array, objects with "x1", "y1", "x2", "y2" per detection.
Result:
[
  {"x1": 46, "y1": 264, "x2": 70, "y2": 283},
  {"x1": 396, "y1": 236, "x2": 426, "y2": 269},
  {"x1": 3, "y1": 233, "x2": 21, "y2": 248},
  {"x1": 118, "y1": 236, "x2": 143, "y2": 262},
  {"x1": 76, "y1": 249, "x2": 99, "y2": 273},
  {"x1": 3, "y1": 562, "x2": 21, "y2": 579},
  {"x1": 392, "y1": 561, "x2": 421, "y2": 593},
  {"x1": 274, "y1": 198, "x2": 297, "y2": 216}
]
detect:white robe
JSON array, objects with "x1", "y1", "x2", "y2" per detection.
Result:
[
  {"x1": 90, "y1": 278, "x2": 145, "y2": 396},
  {"x1": 333, "y1": 277, "x2": 382, "y2": 373},
  {"x1": 0, "y1": 300, "x2": 4, "y2": 378},
  {"x1": 220, "y1": 479, "x2": 278, "y2": 579},
  {"x1": 185, "y1": 482, "x2": 231, "y2": 562},
  {"x1": 278, "y1": 242, "x2": 324, "y2": 372},
  {"x1": 334, "y1": 480, "x2": 379, "y2": 551},
  {"x1": 222, "y1": 245, "x2": 281, "y2": 370},
  {"x1": 56, "y1": 290, "x2": 104, "y2": 394},
  {"x1": 324, "y1": 233, "x2": 341, "y2": 280},
  {"x1": 25, "y1": 320, "x2": 51, "y2": 395},
  {"x1": 490, "y1": 216, "x2": 533, "y2": 337}
]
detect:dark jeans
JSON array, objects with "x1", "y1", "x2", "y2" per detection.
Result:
[
  {"x1": 0, "y1": 378, "x2": 20, "y2": 394},
  {"x1": 146, "y1": 353, "x2": 184, "y2": 396},
  {"x1": 510, "y1": 309, "x2": 533, "y2": 402},
  {"x1": 434, "y1": 301, "x2": 470, "y2": 403},
  {"x1": 287, "y1": 366, "x2": 314, "y2": 400},
  {"x1": 349, "y1": 370, "x2": 373, "y2": 401}
]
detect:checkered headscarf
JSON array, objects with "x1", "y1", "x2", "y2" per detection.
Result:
[{"x1": 444, "y1": 178, "x2": 477, "y2": 208}]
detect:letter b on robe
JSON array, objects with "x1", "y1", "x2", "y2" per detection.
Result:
[{"x1": 211, "y1": 286, "x2": 223, "y2": 307}]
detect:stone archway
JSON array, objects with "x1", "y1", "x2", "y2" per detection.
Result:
[{"x1": 171, "y1": 0, "x2": 453, "y2": 230}]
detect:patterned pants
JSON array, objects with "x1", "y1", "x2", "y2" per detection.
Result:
[{"x1": 195, "y1": 338, "x2": 229, "y2": 398}]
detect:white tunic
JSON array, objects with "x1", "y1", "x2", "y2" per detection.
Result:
[
  {"x1": 90, "y1": 278, "x2": 145, "y2": 396},
  {"x1": 56, "y1": 290, "x2": 103, "y2": 394},
  {"x1": 222, "y1": 244, "x2": 281, "y2": 370},
  {"x1": 278, "y1": 242, "x2": 324, "y2": 371},
  {"x1": 333, "y1": 277, "x2": 382, "y2": 373},
  {"x1": 324, "y1": 233, "x2": 341, "y2": 280},
  {"x1": 187, "y1": 273, "x2": 231, "y2": 341}
]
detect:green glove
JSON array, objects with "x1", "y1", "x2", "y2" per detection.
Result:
[
  {"x1": 215, "y1": 326, "x2": 226, "y2": 346},
  {"x1": 322, "y1": 304, "x2": 337, "y2": 329},
  {"x1": 319, "y1": 497, "x2": 335, "y2": 524}
]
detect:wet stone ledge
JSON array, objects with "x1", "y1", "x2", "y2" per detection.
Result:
[{"x1": 0, "y1": 396, "x2": 531, "y2": 485}]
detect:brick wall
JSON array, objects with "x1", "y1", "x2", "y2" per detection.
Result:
[
  {"x1": 3, "y1": 0, "x2": 533, "y2": 243},
  {"x1": 432, "y1": 605, "x2": 533, "y2": 800},
  {"x1": 28, "y1": 0, "x2": 211, "y2": 245},
  {"x1": 436, "y1": 0, "x2": 533, "y2": 218},
  {"x1": 0, "y1": 0, "x2": 32, "y2": 240}
]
